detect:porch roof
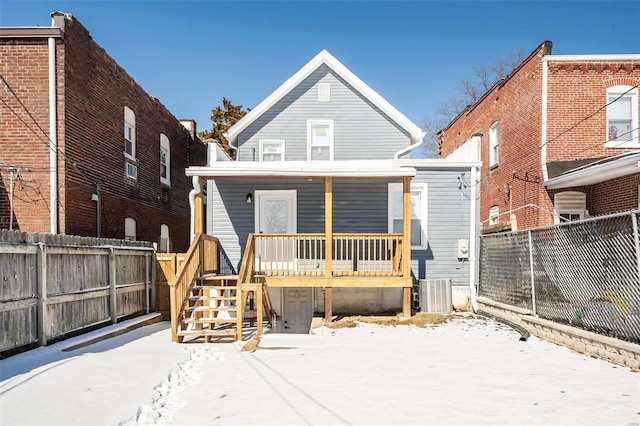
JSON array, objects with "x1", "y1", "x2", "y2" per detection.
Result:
[
  {"x1": 185, "y1": 160, "x2": 416, "y2": 179},
  {"x1": 544, "y1": 151, "x2": 640, "y2": 189}
]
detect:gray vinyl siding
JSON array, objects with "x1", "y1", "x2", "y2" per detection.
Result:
[
  {"x1": 209, "y1": 179, "x2": 391, "y2": 270},
  {"x1": 411, "y1": 166, "x2": 472, "y2": 286},
  {"x1": 236, "y1": 64, "x2": 411, "y2": 161},
  {"x1": 209, "y1": 168, "x2": 473, "y2": 286}
]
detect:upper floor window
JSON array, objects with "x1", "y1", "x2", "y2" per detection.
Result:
[
  {"x1": 489, "y1": 121, "x2": 499, "y2": 167},
  {"x1": 124, "y1": 217, "x2": 137, "y2": 241},
  {"x1": 160, "y1": 133, "x2": 170, "y2": 185},
  {"x1": 318, "y1": 83, "x2": 330, "y2": 102},
  {"x1": 124, "y1": 106, "x2": 136, "y2": 159},
  {"x1": 308, "y1": 120, "x2": 334, "y2": 161},
  {"x1": 606, "y1": 85, "x2": 638, "y2": 148},
  {"x1": 554, "y1": 191, "x2": 587, "y2": 224},
  {"x1": 388, "y1": 183, "x2": 428, "y2": 249},
  {"x1": 260, "y1": 140, "x2": 285, "y2": 161},
  {"x1": 160, "y1": 224, "x2": 170, "y2": 253},
  {"x1": 489, "y1": 206, "x2": 500, "y2": 225}
]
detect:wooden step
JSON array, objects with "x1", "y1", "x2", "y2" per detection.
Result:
[
  {"x1": 182, "y1": 318, "x2": 238, "y2": 324},
  {"x1": 198, "y1": 274, "x2": 238, "y2": 282},
  {"x1": 188, "y1": 295, "x2": 237, "y2": 301},
  {"x1": 192, "y1": 285, "x2": 238, "y2": 291},
  {"x1": 186, "y1": 306, "x2": 236, "y2": 312},
  {"x1": 177, "y1": 329, "x2": 235, "y2": 338}
]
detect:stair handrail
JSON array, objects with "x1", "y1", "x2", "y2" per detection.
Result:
[
  {"x1": 235, "y1": 233, "x2": 257, "y2": 340},
  {"x1": 169, "y1": 233, "x2": 206, "y2": 342}
]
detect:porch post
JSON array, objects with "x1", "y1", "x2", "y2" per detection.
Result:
[
  {"x1": 325, "y1": 177, "x2": 333, "y2": 322},
  {"x1": 194, "y1": 177, "x2": 204, "y2": 236},
  {"x1": 402, "y1": 176, "x2": 412, "y2": 317}
]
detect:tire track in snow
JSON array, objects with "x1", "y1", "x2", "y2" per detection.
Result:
[{"x1": 117, "y1": 347, "x2": 224, "y2": 425}]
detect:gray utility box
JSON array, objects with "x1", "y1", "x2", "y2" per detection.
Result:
[{"x1": 419, "y1": 279, "x2": 452, "y2": 313}]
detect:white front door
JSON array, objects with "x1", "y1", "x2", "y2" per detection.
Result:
[
  {"x1": 283, "y1": 288, "x2": 312, "y2": 333},
  {"x1": 255, "y1": 190, "x2": 297, "y2": 271}
]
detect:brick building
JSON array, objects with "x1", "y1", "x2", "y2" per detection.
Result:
[
  {"x1": 0, "y1": 12, "x2": 206, "y2": 251},
  {"x1": 438, "y1": 41, "x2": 640, "y2": 231}
]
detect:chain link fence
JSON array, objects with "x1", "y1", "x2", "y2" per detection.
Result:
[{"x1": 479, "y1": 211, "x2": 640, "y2": 343}]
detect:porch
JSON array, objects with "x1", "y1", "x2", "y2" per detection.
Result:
[{"x1": 170, "y1": 161, "x2": 416, "y2": 342}]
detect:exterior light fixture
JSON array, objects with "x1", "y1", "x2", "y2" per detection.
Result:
[{"x1": 246, "y1": 193, "x2": 252, "y2": 204}]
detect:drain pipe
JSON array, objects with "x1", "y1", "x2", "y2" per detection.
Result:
[
  {"x1": 469, "y1": 164, "x2": 479, "y2": 312},
  {"x1": 48, "y1": 33, "x2": 58, "y2": 234}
]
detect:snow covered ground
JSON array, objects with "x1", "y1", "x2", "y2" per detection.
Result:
[{"x1": 1, "y1": 315, "x2": 638, "y2": 426}]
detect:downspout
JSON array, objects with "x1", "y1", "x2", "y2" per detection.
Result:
[
  {"x1": 541, "y1": 58, "x2": 549, "y2": 181},
  {"x1": 394, "y1": 131, "x2": 427, "y2": 159},
  {"x1": 189, "y1": 175, "x2": 202, "y2": 241},
  {"x1": 48, "y1": 36, "x2": 58, "y2": 234},
  {"x1": 469, "y1": 164, "x2": 479, "y2": 312}
]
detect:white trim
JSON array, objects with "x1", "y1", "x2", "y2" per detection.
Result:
[
  {"x1": 160, "y1": 133, "x2": 171, "y2": 185},
  {"x1": 187, "y1": 160, "x2": 416, "y2": 178},
  {"x1": 605, "y1": 85, "x2": 639, "y2": 148},
  {"x1": 541, "y1": 59, "x2": 549, "y2": 181},
  {"x1": 307, "y1": 119, "x2": 334, "y2": 161},
  {"x1": 259, "y1": 139, "x2": 285, "y2": 162},
  {"x1": 469, "y1": 165, "x2": 479, "y2": 312},
  {"x1": 388, "y1": 182, "x2": 428, "y2": 249},
  {"x1": 489, "y1": 121, "x2": 499, "y2": 167},
  {"x1": 395, "y1": 159, "x2": 483, "y2": 168},
  {"x1": 543, "y1": 54, "x2": 640, "y2": 62},
  {"x1": 544, "y1": 152, "x2": 640, "y2": 189},
  {"x1": 226, "y1": 50, "x2": 424, "y2": 146},
  {"x1": 48, "y1": 36, "x2": 57, "y2": 234}
]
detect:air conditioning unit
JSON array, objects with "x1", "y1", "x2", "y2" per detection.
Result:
[{"x1": 419, "y1": 279, "x2": 452, "y2": 313}]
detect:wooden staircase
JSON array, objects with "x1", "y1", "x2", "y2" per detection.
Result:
[{"x1": 170, "y1": 233, "x2": 275, "y2": 343}]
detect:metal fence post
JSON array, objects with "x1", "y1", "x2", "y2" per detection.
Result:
[
  {"x1": 633, "y1": 212, "x2": 640, "y2": 287},
  {"x1": 109, "y1": 247, "x2": 117, "y2": 324},
  {"x1": 528, "y1": 230, "x2": 536, "y2": 315},
  {"x1": 37, "y1": 243, "x2": 48, "y2": 346}
]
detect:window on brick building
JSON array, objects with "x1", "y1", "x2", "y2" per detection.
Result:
[
  {"x1": 160, "y1": 133, "x2": 170, "y2": 185},
  {"x1": 554, "y1": 191, "x2": 587, "y2": 224},
  {"x1": 160, "y1": 224, "x2": 170, "y2": 253},
  {"x1": 125, "y1": 217, "x2": 137, "y2": 241},
  {"x1": 489, "y1": 121, "x2": 499, "y2": 167},
  {"x1": 124, "y1": 107, "x2": 136, "y2": 159},
  {"x1": 489, "y1": 206, "x2": 500, "y2": 225},
  {"x1": 606, "y1": 85, "x2": 638, "y2": 148}
]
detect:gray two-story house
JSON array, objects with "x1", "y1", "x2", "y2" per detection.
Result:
[{"x1": 183, "y1": 50, "x2": 481, "y2": 336}]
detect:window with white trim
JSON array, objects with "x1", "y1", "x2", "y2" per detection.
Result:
[
  {"x1": 259, "y1": 140, "x2": 285, "y2": 161},
  {"x1": 388, "y1": 183, "x2": 428, "y2": 249},
  {"x1": 307, "y1": 120, "x2": 334, "y2": 161},
  {"x1": 489, "y1": 206, "x2": 500, "y2": 225},
  {"x1": 124, "y1": 217, "x2": 137, "y2": 241},
  {"x1": 554, "y1": 191, "x2": 587, "y2": 224},
  {"x1": 160, "y1": 224, "x2": 170, "y2": 253},
  {"x1": 160, "y1": 133, "x2": 170, "y2": 185},
  {"x1": 489, "y1": 121, "x2": 499, "y2": 167},
  {"x1": 606, "y1": 85, "x2": 638, "y2": 148},
  {"x1": 124, "y1": 106, "x2": 136, "y2": 159},
  {"x1": 318, "y1": 83, "x2": 330, "y2": 102},
  {"x1": 126, "y1": 162, "x2": 137, "y2": 180}
]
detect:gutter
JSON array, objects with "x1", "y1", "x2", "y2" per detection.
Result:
[
  {"x1": 48, "y1": 33, "x2": 58, "y2": 234},
  {"x1": 393, "y1": 131, "x2": 427, "y2": 159},
  {"x1": 541, "y1": 58, "x2": 549, "y2": 181},
  {"x1": 469, "y1": 164, "x2": 479, "y2": 312}
]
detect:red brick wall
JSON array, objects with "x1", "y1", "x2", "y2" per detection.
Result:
[
  {"x1": 546, "y1": 60, "x2": 640, "y2": 162},
  {"x1": 0, "y1": 16, "x2": 206, "y2": 252},
  {"x1": 0, "y1": 38, "x2": 64, "y2": 232},
  {"x1": 439, "y1": 43, "x2": 548, "y2": 229}
]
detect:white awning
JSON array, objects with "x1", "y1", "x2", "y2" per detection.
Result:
[
  {"x1": 544, "y1": 151, "x2": 640, "y2": 189},
  {"x1": 185, "y1": 160, "x2": 416, "y2": 179}
]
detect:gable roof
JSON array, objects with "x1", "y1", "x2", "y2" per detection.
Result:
[{"x1": 226, "y1": 50, "x2": 425, "y2": 147}]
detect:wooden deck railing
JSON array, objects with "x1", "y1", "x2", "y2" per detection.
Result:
[
  {"x1": 253, "y1": 233, "x2": 404, "y2": 277},
  {"x1": 169, "y1": 233, "x2": 219, "y2": 342}
]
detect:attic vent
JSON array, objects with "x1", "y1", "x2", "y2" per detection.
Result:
[{"x1": 318, "y1": 83, "x2": 330, "y2": 102}]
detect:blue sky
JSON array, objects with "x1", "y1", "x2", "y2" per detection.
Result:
[{"x1": 1, "y1": 1, "x2": 639, "y2": 133}]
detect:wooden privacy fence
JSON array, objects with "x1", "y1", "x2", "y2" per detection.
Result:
[{"x1": 0, "y1": 231, "x2": 155, "y2": 354}]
